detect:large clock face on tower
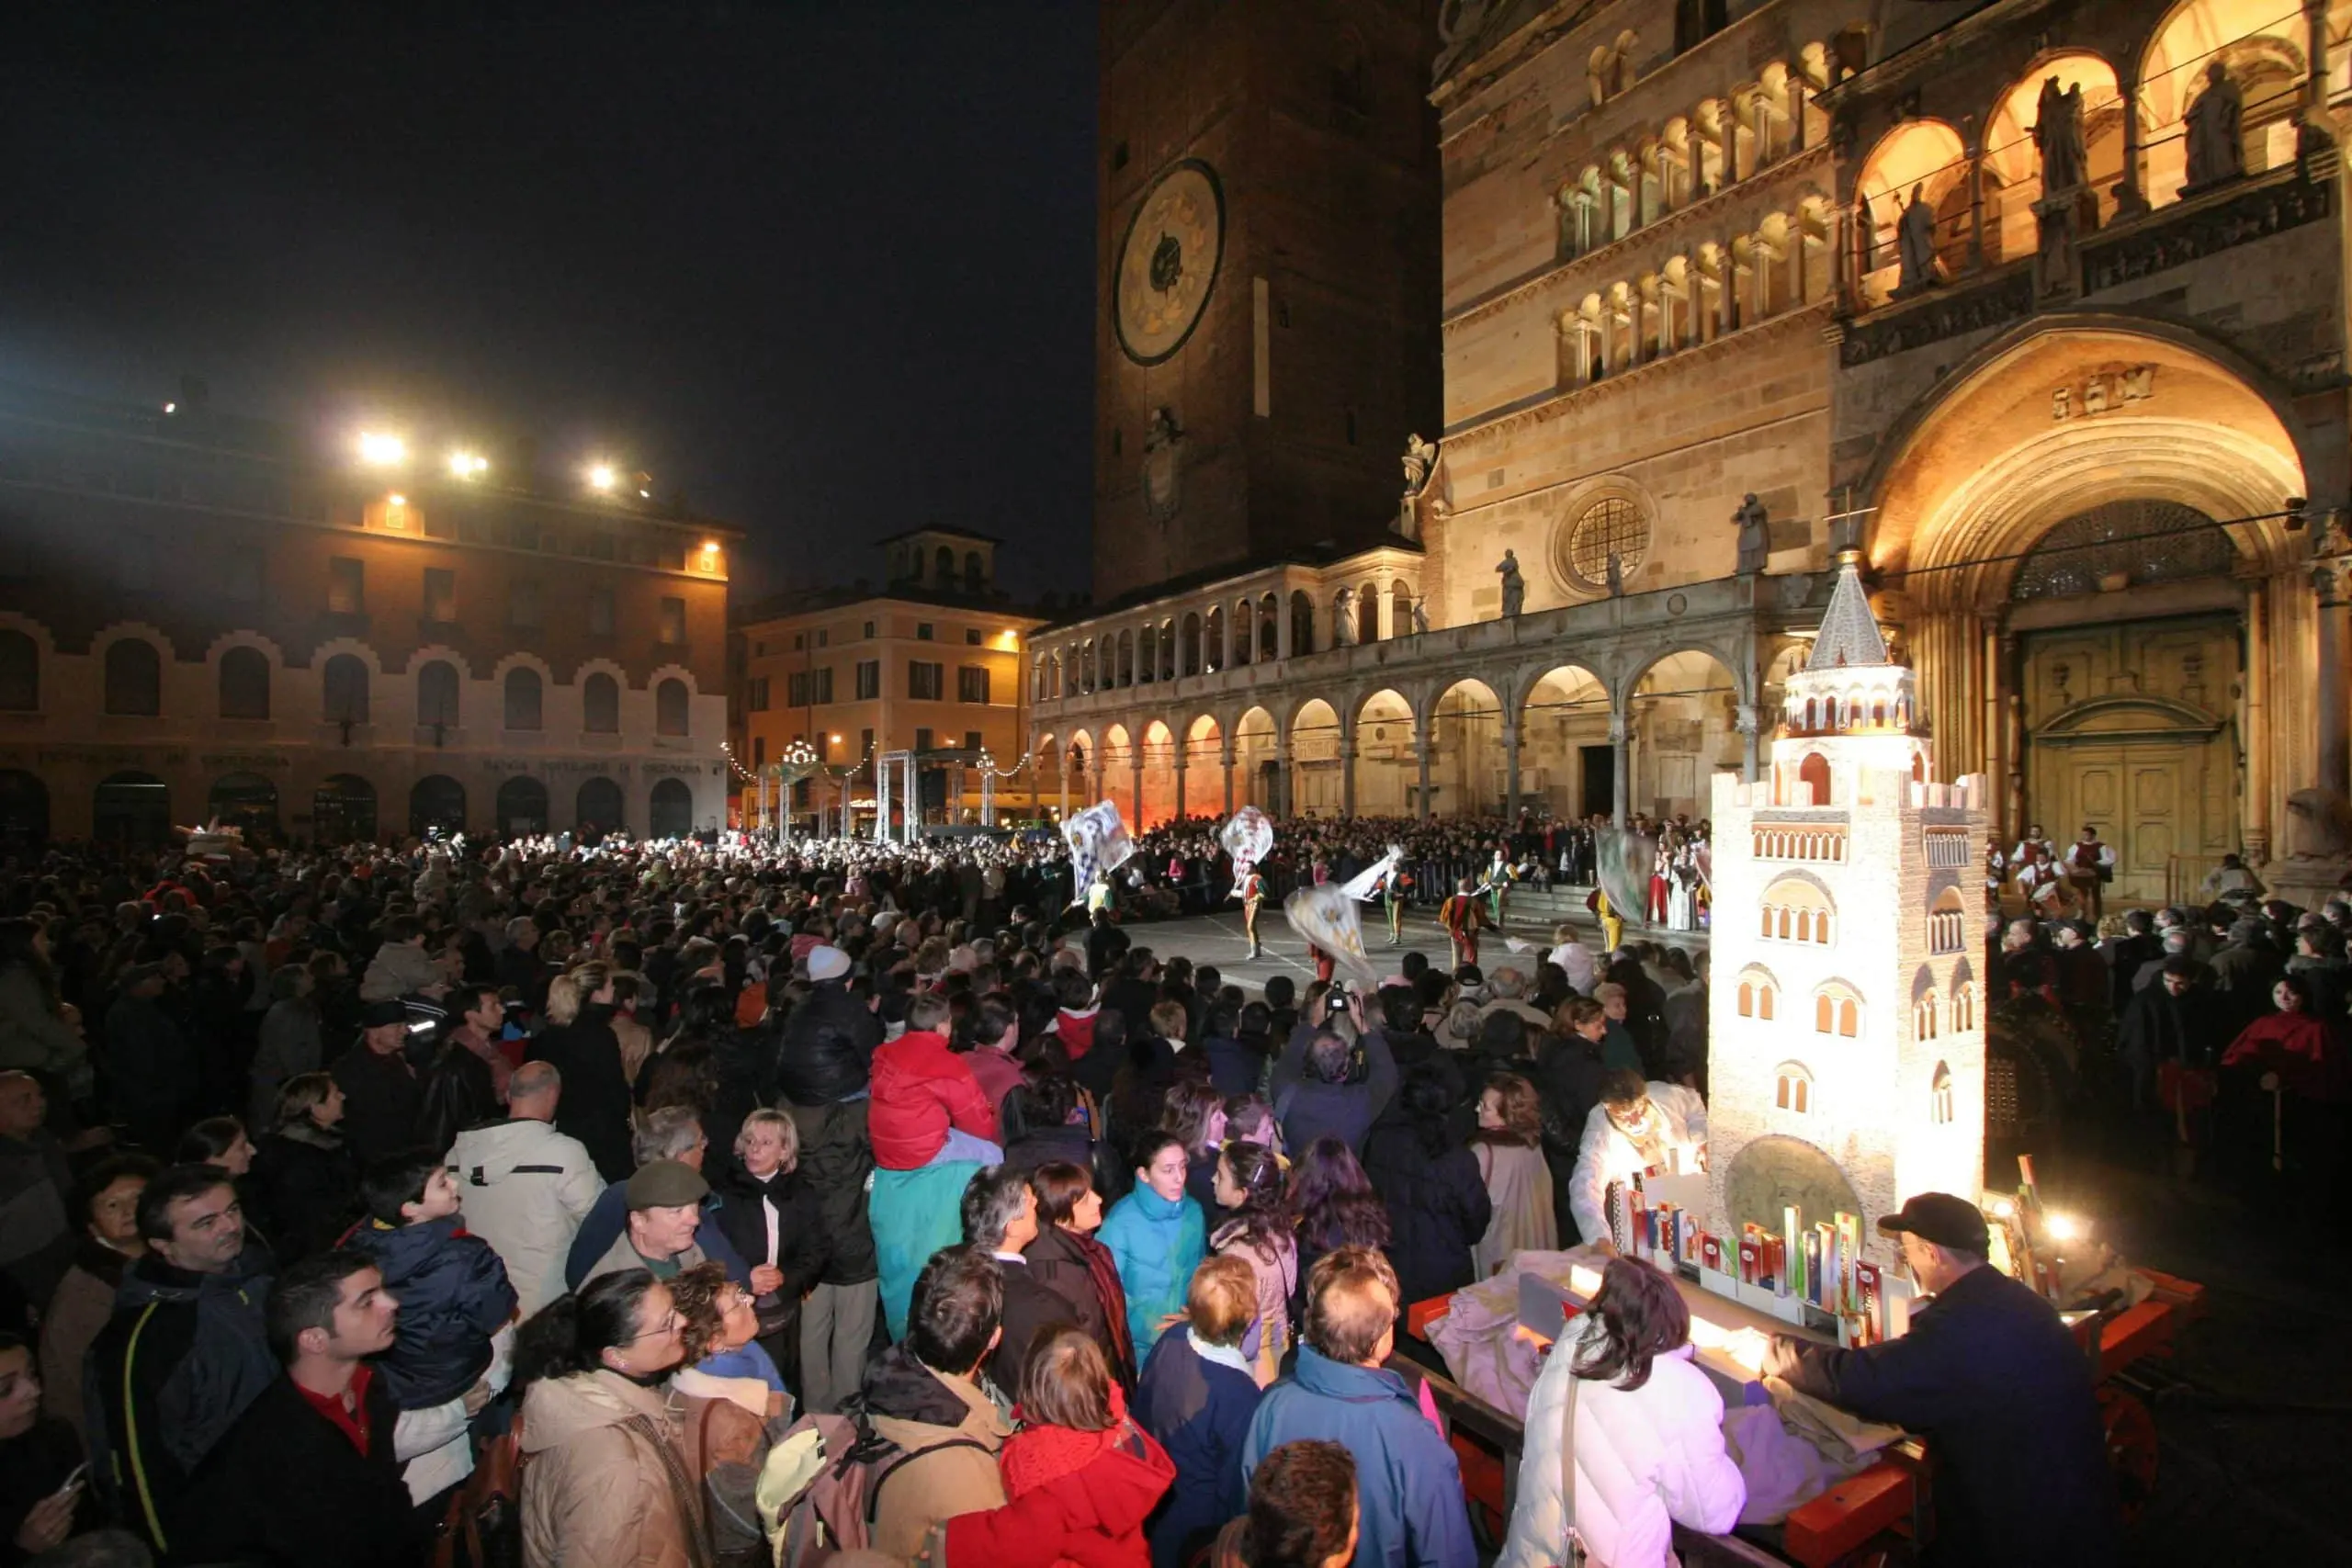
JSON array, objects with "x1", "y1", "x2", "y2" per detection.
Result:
[{"x1": 1114, "y1": 160, "x2": 1225, "y2": 366}]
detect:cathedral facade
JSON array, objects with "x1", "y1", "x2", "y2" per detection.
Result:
[{"x1": 1031, "y1": 0, "x2": 2352, "y2": 907}]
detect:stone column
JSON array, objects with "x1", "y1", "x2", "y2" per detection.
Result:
[
  {"x1": 1738, "y1": 704, "x2": 1761, "y2": 783},
  {"x1": 1221, "y1": 608, "x2": 1236, "y2": 671},
  {"x1": 1130, "y1": 756, "x2": 1145, "y2": 828},
  {"x1": 1221, "y1": 744, "x2": 1237, "y2": 817},
  {"x1": 2244, "y1": 582, "x2": 2270, "y2": 863},
  {"x1": 2001, "y1": 633, "x2": 2026, "y2": 841},
  {"x1": 1340, "y1": 739, "x2": 1358, "y2": 818},
  {"x1": 1273, "y1": 735, "x2": 1293, "y2": 817},
  {"x1": 1967, "y1": 136, "x2": 1986, "y2": 273},
  {"x1": 1276, "y1": 593, "x2": 1295, "y2": 662},
  {"x1": 2114, "y1": 70, "x2": 2149, "y2": 218},
  {"x1": 2316, "y1": 560, "x2": 2350, "y2": 799},
  {"x1": 1501, "y1": 720, "x2": 1521, "y2": 821},
  {"x1": 1415, "y1": 731, "x2": 1433, "y2": 819},
  {"x1": 1611, "y1": 711, "x2": 1632, "y2": 827},
  {"x1": 1172, "y1": 758, "x2": 1187, "y2": 822}
]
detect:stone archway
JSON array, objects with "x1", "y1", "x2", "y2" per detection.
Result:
[
  {"x1": 1289, "y1": 699, "x2": 1343, "y2": 816},
  {"x1": 1519, "y1": 664, "x2": 1611, "y2": 820},
  {"x1": 1623, "y1": 651, "x2": 1741, "y2": 824},
  {"x1": 1865, "y1": 320, "x2": 2311, "y2": 874}
]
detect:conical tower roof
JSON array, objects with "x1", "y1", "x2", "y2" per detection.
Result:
[{"x1": 1806, "y1": 552, "x2": 1890, "y2": 671}]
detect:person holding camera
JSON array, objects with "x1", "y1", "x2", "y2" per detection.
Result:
[{"x1": 1271, "y1": 989, "x2": 1398, "y2": 1156}]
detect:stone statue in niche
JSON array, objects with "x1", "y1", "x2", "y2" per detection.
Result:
[
  {"x1": 1141, "y1": 406, "x2": 1186, "y2": 524},
  {"x1": 1605, "y1": 552, "x2": 1624, "y2": 597},
  {"x1": 1496, "y1": 550, "x2": 1525, "y2": 617},
  {"x1": 1333, "y1": 586, "x2": 1357, "y2": 647},
  {"x1": 1401, "y1": 433, "x2": 1437, "y2": 495},
  {"x1": 1412, "y1": 598, "x2": 1431, "y2": 636},
  {"x1": 1735, "y1": 493, "x2": 1770, "y2": 575},
  {"x1": 2184, "y1": 62, "x2": 2245, "y2": 192},
  {"x1": 1895, "y1": 184, "x2": 1940, "y2": 292},
  {"x1": 2033, "y1": 75, "x2": 2086, "y2": 194}
]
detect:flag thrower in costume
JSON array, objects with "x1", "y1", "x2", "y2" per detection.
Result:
[
  {"x1": 1062, "y1": 800, "x2": 1136, "y2": 908},
  {"x1": 1338, "y1": 845, "x2": 1404, "y2": 903},
  {"x1": 1221, "y1": 806, "x2": 1274, "y2": 898},
  {"x1": 1283, "y1": 884, "x2": 1382, "y2": 988},
  {"x1": 1594, "y1": 828, "x2": 1657, "y2": 929}
]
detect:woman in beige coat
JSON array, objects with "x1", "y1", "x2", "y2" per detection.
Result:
[{"x1": 515, "y1": 1267, "x2": 716, "y2": 1568}]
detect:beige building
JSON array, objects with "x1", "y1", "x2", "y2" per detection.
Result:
[
  {"x1": 0, "y1": 378, "x2": 738, "y2": 845},
  {"x1": 732, "y1": 528, "x2": 1046, "y2": 830},
  {"x1": 1031, "y1": 0, "x2": 2352, "y2": 908}
]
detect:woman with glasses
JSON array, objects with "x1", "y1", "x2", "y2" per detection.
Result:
[
  {"x1": 514, "y1": 1268, "x2": 711, "y2": 1568},
  {"x1": 669, "y1": 1260, "x2": 790, "y2": 1420}
]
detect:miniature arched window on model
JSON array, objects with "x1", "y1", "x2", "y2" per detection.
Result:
[
  {"x1": 1928, "y1": 886, "x2": 1966, "y2": 953},
  {"x1": 1914, "y1": 990, "x2": 1941, "y2": 1041},
  {"x1": 1774, "y1": 1062, "x2": 1814, "y2": 1114},
  {"x1": 1813, "y1": 981, "x2": 1861, "y2": 1037},
  {"x1": 1930, "y1": 1063, "x2": 1954, "y2": 1125},
  {"x1": 1760, "y1": 876, "x2": 1834, "y2": 944},
  {"x1": 1952, "y1": 983, "x2": 1976, "y2": 1032},
  {"x1": 1736, "y1": 969, "x2": 1778, "y2": 1021},
  {"x1": 1797, "y1": 750, "x2": 1832, "y2": 805}
]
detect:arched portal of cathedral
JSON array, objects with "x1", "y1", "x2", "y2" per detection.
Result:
[{"x1": 2012, "y1": 502, "x2": 2244, "y2": 905}]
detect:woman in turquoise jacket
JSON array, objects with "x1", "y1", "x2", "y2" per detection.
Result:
[{"x1": 1097, "y1": 1131, "x2": 1206, "y2": 1358}]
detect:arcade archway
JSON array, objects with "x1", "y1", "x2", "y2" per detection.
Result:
[
  {"x1": 1430, "y1": 679, "x2": 1503, "y2": 818},
  {"x1": 1624, "y1": 652, "x2": 1741, "y2": 825},
  {"x1": 1354, "y1": 690, "x2": 1419, "y2": 818},
  {"x1": 1519, "y1": 664, "x2": 1611, "y2": 820}
]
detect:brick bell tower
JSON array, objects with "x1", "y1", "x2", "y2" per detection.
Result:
[
  {"x1": 1091, "y1": 0, "x2": 1442, "y2": 605},
  {"x1": 1705, "y1": 551, "x2": 1989, "y2": 1264}
]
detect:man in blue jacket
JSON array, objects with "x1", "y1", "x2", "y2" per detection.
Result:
[
  {"x1": 1241, "y1": 1246, "x2": 1475, "y2": 1568},
  {"x1": 1766, "y1": 1193, "x2": 2119, "y2": 1567}
]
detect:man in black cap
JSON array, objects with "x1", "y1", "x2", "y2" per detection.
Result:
[
  {"x1": 1763, "y1": 1193, "x2": 2117, "y2": 1567},
  {"x1": 581, "y1": 1158, "x2": 710, "y2": 1284},
  {"x1": 330, "y1": 999, "x2": 424, "y2": 1167}
]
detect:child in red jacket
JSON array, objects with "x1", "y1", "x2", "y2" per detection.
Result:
[
  {"x1": 867, "y1": 991, "x2": 1001, "y2": 1169},
  {"x1": 926, "y1": 1329, "x2": 1175, "y2": 1568}
]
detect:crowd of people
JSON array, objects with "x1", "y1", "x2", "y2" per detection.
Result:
[{"x1": 0, "y1": 815, "x2": 2338, "y2": 1567}]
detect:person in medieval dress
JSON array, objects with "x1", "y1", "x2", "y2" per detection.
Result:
[
  {"x1": 1487, "y1": 847, "x2": 1513, "y2": 931},
  {"x1": 1647, "y1": 840, "x2": 1672, "y2": 925},
  {"x1": 1667, "y1": 843, "x2": 1697, "y2": 932}
]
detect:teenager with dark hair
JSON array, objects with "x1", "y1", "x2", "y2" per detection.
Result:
[
  {"x1": 1212, "y1": 1438, "x2": 1358, "y2": 1568},
  {"x1": 858, "y1": 1246, "x2": 1012, "y2": 1562},
  {"x1": 1283, "y1": 1137, "x2": 1389, "y2": 1330},
  {"x1": 1098, "y1": 1131, "x2": 1206, "y2": 1359},
  {"x1": 1208, "y1": 1140, "x2": 1295, "y2": 1384},
  {"x1": 343, "y1": 1147, "x2": 515, "y2": 1411},
  {"x1": 1361, "y1": 1068, "x2": 1490, "y2": 1309}
]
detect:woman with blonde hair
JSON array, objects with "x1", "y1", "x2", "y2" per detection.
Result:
[
  {"x1": 712, "y1": 1108, "x2": 823, "y2": 1378},
  {"x1": 527, "y1": 963, "x2": 633, "y2": 1180},
  {"x1": 1470, "y1": 1073, "x2": 1555, "y2": 1275}
]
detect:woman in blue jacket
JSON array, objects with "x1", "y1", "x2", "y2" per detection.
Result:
[{"x1": 1097, "y1": 1131, "x2": 1204, "y2": 1358}]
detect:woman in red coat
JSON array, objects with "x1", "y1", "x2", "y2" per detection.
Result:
[
  {"x1": 928, "y1": 1329, "x2": 1175, "y2": 1568},
  {"x1": 2221, "y1": 974, "x2": 2349, "y2": 1179}
]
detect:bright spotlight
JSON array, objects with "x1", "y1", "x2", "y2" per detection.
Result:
[
  {"x1": 386, "y1": 493, "x2": 407, "y2": 507},
  {"x1": 357, "y1": 432, "x2": 408, "y2": 466},
  {"x1": 2044, "y1": 1212, "x2": 2083, "y2": 1244},
  {"x1": 447, "y1": 450, "x2": 489, "y2": 479},
  {"x1": 163, "y1": 401, "x2": 176, "y2": 415},
  {"x1": 586, "y1": 463, "x2": 617, "y2": 492}
]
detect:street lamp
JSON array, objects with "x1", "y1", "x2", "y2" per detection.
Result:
[
  {"x1": 447, "y1": 450, "x2": 490, "y2": 479},
  {"x1": 356, "y1": 431, "x2": 408, "y2": 466},
  {"x1": 586, "y1": 462, "x2": 617, "y2": 492}
]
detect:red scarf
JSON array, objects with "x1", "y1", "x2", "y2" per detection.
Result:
[
  {"x1": 1001, "y1": 1382, "x2": 1131, "y2": 1499},
  {"x1": 1077, "y1": 1231, "x2": 1136, "y2": 1386}
]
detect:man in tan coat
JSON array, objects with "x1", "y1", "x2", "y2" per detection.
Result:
[
  {"x1": 582, "y1": 1159, "x2": 708, "y2": 1285},
  {"x1": 857, "y1": 1245, "x2": 1013, "y2": 1560}
]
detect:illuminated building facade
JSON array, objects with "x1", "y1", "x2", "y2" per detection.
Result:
[{"x1": 0, "y1": 380, "x2": 738, "y2": 844}]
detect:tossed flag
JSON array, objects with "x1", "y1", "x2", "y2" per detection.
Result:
[
  {"x1": 1062, "y1": 800, "x2": 1136, "y2": 908},
  {"x1": 1338, "y1": 844, "x2": 1404, "y2": 903},
  {"x1": 1221, "y1": 806, "x2": 1274, "y2": 899},
  {"x1": 1283, "y1": 884, "x2": 1381, "y2": 988},
  {"x1": 1594, "y1": 828, "x2": 1657, "y2": 930}
]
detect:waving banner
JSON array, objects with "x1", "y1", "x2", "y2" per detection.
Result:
[
  {"x1": 1221, "y1": 806, "x2": 1274, "y2": 898},
  {"x1": 1283, "y1": 884, "x2": 1382, "y2": 988},
  {"x1": 1338, "y1": 844, "x2": 1404, "y2": 903},
  {"x1": 1595, "y1": 828, "x2": 1657, "y2": 931},
  {"x1": 1062, "y1": 800, "x2": 1136, "y2": 908}
]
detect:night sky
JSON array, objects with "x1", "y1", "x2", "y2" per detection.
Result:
[{"x1": 0, "y1": 2, "x2": 1100, "y2": 603}]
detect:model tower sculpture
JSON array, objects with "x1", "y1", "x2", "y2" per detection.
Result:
[{"x1": 1705, "y1": 548, "x2": 1988, "y2": 1263}]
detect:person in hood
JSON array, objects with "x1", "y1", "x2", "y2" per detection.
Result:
[
  {"x1": 514, "y1": 1268, "x2": 711, "y2": 1568},
  {"x1": 444, "y1": 1060, "x2": 604, "y2": 1316},
  {"x1": 1097, "y1": 1132, "x2": 1206, "y2": 1360},
  {"x1": 1240, "y1": 1247, "x2": 1475, "y2": 1568},
  {"x1": 764, "y1": 944, "x2": 879, "y2": 1103},
  {"x1": 775, "y1": 1017, "x2": 876, "y2": 1416},
  {"x1": 342, "y1": 1148, "x2": 517, "y2": 1411},
  {"x1": 83, "y1": 1164, "x2": 279, "y2": 1560},
  {"x1": 174, "y1": 1249, "x2": 435, "y2": 1568},
  {"x1": 926, "y1": 1328, "x2": 1175, "y2": 1568},
  {"x1": 860, "y1": 1245, "x2": 1014, "y2": 1562},
  {"x1": 39, "y1": 1154, "x2": 157, "y2": 1443},
  {"x1": 869, "y1": 992, "x2": 1000, "y2": 1170},
  {"x1": 1498, "y1": 1257, "x2": 1744, "y2": 1568}
]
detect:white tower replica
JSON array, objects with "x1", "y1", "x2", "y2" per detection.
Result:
[{"x1": 1705, "y1": 548, "x2": 1988, "y2": 1264}]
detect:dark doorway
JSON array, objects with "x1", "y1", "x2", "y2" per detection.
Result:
[
  {"x1": 313, "y1": 775, "x2": 378, "y2": 844},
  {"x1": 0, "y1": 771, "x2": 48, "y2": 844},
  {"x1": 1579, "y1": 744, "x2": 1615, "y2": 819},
  {"x1": 649, "y1": 777, "x2": 694, "y2": 839},
  {"x1": 94, "y1": 773, "x2": 172, "y2": 847},
  {"x1": 209, "y1": 773, "x2": 281, "y2": 843},
  {"x1": 576, "y1": 777, "x2": 625, "y2": 841},
  {"x1": 410, "y1": 775, "x2": 467, "y2": 838},
  {"x1": 496, "y1": 777, "x2": 550, "y2": 836}
]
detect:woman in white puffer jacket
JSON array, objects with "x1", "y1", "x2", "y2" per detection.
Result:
[{"x1": 1498, "y1": 1257, "x2": 1747, "y2": 1568}]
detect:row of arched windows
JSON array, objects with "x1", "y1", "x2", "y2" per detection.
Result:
[
  {"x1": 0, "y1": 631, "x2": 691, "y2": 735},
  {"x1": 1767, "y1": 1060, "x2": 1959, "y2": 1124},
  {"x1": 1915, "y1": 985, "x2": 1979, "y2": 1041},
  {"x1": 1734, "y1": 974, "x2": 1863, "y2": 1038}
]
